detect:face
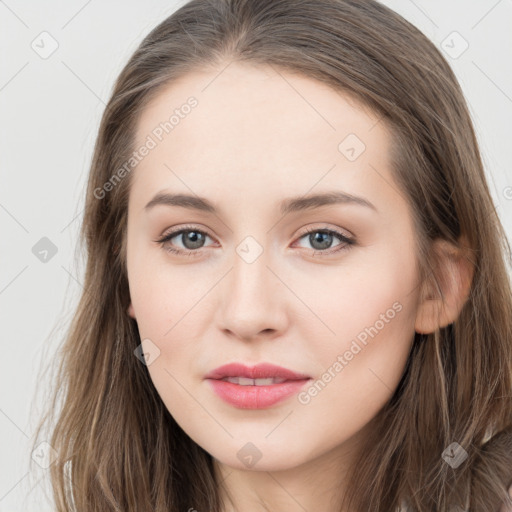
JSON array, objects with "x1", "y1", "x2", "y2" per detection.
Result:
[{"x1": 125, "y1": 61, "x2": 423, "y2": 473}]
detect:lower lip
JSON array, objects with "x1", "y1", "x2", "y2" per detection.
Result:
[{"x1": 206, "y1": 378, "x2": 311, "y2": 409}]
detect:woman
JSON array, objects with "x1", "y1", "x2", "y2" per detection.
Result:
[{"x1": 32, "y1": 0, "x2": 512, "y2": 510}]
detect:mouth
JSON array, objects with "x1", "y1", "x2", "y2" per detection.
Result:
[
  {"x1": 204, "y1": 362, "x2": 312, "y2": 409},
  {"x1": 204, "y1": 362, "x2": 311, "y2": 381},
  {"x1": 218, "y1": 376, "x2": 289, "y2": 385}
]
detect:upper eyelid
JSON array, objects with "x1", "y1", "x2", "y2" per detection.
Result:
[
  {"x1": 301, "y1": 225, "x2": 353, "y2": 238},
  {"x1": 159, "y1": 224, "x2": 215, "y2": 241},
  {"x1": 158, "y1": 224, "x2": 354, "y2": 248},
  {"x1": 159, "y1": 224, "x2": 353, "y2": 240}
]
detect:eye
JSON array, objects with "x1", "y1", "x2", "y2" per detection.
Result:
[
  {"x1": 293, "y1": 226, "x2": 355, "y2": 256},
  {"x1": 155, "y1": 225, "x2": 215, "y2": 257},
  {"x1": 155, "y1": 224, "x2": 355, "y2": 257}
]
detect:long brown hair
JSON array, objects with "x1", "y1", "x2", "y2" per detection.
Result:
[{"x1": 31, "y1": 0, "x2": 512, "y2": 510}]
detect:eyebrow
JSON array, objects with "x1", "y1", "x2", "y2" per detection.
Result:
[{"x1": 144, "y1": 190, "x2": 377, "y2": 215}]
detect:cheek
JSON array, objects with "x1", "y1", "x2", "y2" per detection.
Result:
[
  {"x1": 308, "y1": 249, "x2": 417, "y2": 349},
  {"x1": 128, "y1": 262, "x2": 216, "y2": 396},
  {"x1": 128, "y1": 256, "x2": 204, "y2": 337},
  {"x1": 297, "y1": 248, "x2": 419, "y2": 424}
]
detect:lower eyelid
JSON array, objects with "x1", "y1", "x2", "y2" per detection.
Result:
[
  {"x1": 295, "y1": 235, "x2": 353, "y2": 255},
  {"x1": 157, "y1": 227, "x2": 354, "y2": 255}
]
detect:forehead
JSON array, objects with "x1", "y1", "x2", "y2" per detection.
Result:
[
  {"x1": 129, "y1": 62, "x2": 397, "y2": 216},
  {"x1": 134, "y1": 61, "x2": 385, "y2": 149}
]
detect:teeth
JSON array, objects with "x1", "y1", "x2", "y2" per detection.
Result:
[{"x1": 222, "y1": 377, "x2": 287, "y2": 385}]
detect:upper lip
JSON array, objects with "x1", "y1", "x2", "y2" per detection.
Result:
[{"x1": 204, "y1": 362, "x2": 311, "y2": 381}]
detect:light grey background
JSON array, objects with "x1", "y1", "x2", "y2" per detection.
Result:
[{"x1": 1, "y1": 1, "x2": 511, "y2": 510}]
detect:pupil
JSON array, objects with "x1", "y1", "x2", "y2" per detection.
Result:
[
  {"x1": 183, "y1": 231, "x2": 204, "y2": 249},
  {"x1": 311, "y1": 232, "x2": 332, "y2": 250}
]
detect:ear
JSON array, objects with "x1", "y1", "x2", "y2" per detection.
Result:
[
  {"x1": 127, "y1": 302, "x2": 136, "y2": 319},
  {"x1": 415, "y1": 235, "x2": 475, "y2": 334}
]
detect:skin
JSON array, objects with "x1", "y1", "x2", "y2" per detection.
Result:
[{"x1": 125, "y1": 61, "x2": 471, "y2": 511}]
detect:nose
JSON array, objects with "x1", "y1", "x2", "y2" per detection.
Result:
[{"x1": 215, "y1": 239, "x2": 290, "y2": 342}]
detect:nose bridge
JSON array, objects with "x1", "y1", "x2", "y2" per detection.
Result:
[
  {"x1": 216, "y1": 233, "x2": 287, "y2": 339},
  {"x1": 232, "y1": 235, "x2": 270, "y2": 300},
  {"x1": 231, "y1": 233, "x2": 274, "y2": 310}
]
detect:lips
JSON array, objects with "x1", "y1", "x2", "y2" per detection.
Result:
[
  {"x1": 204, "y1": 362, "x2": 312, "y2": 409},
  {"x1": 204, "y1": 362, "x2": 311, "y2": 381}
]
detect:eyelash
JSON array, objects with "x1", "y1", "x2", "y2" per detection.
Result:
[{"x1": 155, "y1": 224, "x2": 355, "y2": 258}]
